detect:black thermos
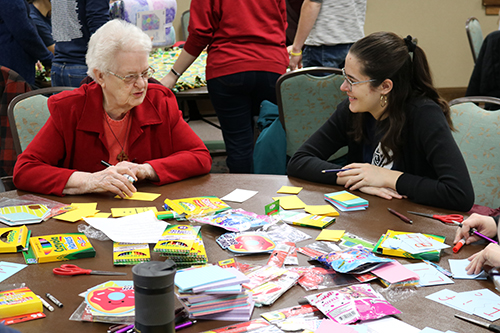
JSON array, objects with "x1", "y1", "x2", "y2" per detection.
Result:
[{"x1": 132, "y1": 260, "x2": 176, "y2": 333}]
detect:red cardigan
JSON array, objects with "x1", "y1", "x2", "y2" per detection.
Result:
[
  {"x1": 13, "y1": 82, "x2": 212, "y2": 196},
  {"x1": 184, "y1": 0, "x2": 289, "y2": 80}
]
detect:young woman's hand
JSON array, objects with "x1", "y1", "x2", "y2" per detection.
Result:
[
  {"x1": 466, "y1": 243, "x2": 500, "y2": 275},
  {"x1": 357, "y1": 186, "x2": 404, "y2": 200},
  {"x1": 337, "y1": 163, "x2": 402, "y2": 191},
  {"x1": 454, "y1": 213, "x2": 497, "y2": 245}
]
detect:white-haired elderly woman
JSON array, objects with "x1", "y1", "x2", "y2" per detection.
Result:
[{"x1": 13, "y1": 19, "x2": 212, "y2": 197}]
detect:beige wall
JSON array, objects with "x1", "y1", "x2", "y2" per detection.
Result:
[{"x1": 172, "y1": 0, "x2": 499, "y2": 88}]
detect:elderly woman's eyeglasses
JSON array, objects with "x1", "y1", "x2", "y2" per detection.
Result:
[
  {"x1": 107, "y1": 67, "x2": 156, "y2": 84},
  {"x1": 342, "y1": 68, "x2": 376, "y2": 91}
]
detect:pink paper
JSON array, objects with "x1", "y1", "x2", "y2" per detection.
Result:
[
  {"x1": 316, "y1": 319, "x2": 357, "y2": 333},
  {"x1": 372, "y1": 261, "x2": 419, "y2": 284}
]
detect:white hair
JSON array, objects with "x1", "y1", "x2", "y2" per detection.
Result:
[{"x1": 86, "y1": 19, "x2": 152, "y2": 79}]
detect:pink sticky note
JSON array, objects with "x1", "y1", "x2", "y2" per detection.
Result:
[
  {"x1": 372, "y1": 261, "x2": 419, "y2": 284},
  {"x1": 316, "y1": 319, "x2": 357, "y2": 333}
]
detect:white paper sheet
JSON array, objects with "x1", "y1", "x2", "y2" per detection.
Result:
[
  {"x1": 221, "y1": 189, "x2": 258, "y2": 203},
  {"x1": 84, "y1": 210, "x2": 168, "y2": 243}
]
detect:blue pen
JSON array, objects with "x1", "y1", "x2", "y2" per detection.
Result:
[
  {"x1": 423, "y1": 260, "x2": 453, "y2": 277},
  {"x1": 321, "y1": 168, "x2": 352, "y2": 173}
]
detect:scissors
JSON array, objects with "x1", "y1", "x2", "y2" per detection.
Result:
[
  {"x1": 52, "y1": 264, "x2": 127, "y2": 276},
  {"x1": 407, "y1": 211, "x2": 463, "y2": 225}
]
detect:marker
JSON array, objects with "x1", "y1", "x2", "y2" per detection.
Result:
[
  {"x1": 156, "y1": 211, "x2": 175, "y2": 220},
  {"x1": 388, "y1": 208, "x2": 413, "y2": 224},
  {"x1": 453, "y1": 238, "x2": 466, "y2": 253},
  {"x1": 175, "y1": 320, "x2": 196, "y2": 331},
  {"x1": 321, "y1": 168, "x2": 352, "y2": 173},
  {"x1": 100, "y1": 160, "x2": 135, "y2": 183},
  {"x1": 108, "y1": 324, "x2": 129, "y2": 333},
  {"x1": 457, "y1": 222, "x2": 499, "y2": 245},
  {"x1": 45, "y1": 293, "x2": 63, "y2": 308},
  {"x1": 36, "y1": 295, "x2": 54, "y2": 312}
]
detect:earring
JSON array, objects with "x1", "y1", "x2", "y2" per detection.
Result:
[{"x1": 380, "y1": 94, "x2": 388, "y2": 108}]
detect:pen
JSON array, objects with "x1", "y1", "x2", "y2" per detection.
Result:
[
  {"x1": 423, "y1": 260, "x2": 453, "y2": 277},
  {"x1": 387, "y1": 208, "x2": 413, "y2": 224},
  {"x1": 115, "y1": 324, "x2": 134, "y2": 333},
  {"x1": 321, "y1": 168, "x2": 352, "y2": 173},
  {"x1": 175, "y1": 320, "x2": 196, "y2": 331},
  {"x1": 45, "y1": 293, "x2": 63, "y2": 308},
  {"x1": 101, "y1": 160, "x2": 135, "y2": 183},
  {"x1": 455, "y1": 313, "x2": 500, "y2": 332},
  {"x1": 108, "y1": 324, "x2": 129, "y2": 333},
  {"x1": 36, "y1": 295, "x2": 54, "y2": 312},
  {"x1": 458, "y1": 223, "x2": 499, "y2": 244}
]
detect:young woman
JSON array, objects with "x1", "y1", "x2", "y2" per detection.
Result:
[{"x1": 287, "y1": 32, "x2": 474, "y2": 211}]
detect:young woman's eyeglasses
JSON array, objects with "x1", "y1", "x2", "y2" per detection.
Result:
[
  {"x1": 107, "y1": 67, "x2": 156, "y2": 84},
  {"x1": 342, "y1": 68, "x2": 376, "y2": 91}
]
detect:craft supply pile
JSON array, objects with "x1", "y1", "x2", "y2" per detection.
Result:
[{"x1": 0, "y1": 187, "x2": 496, "y2": 333}]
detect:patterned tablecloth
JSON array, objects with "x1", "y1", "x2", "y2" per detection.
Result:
[{"x1": 149, "y1": 47, "x2": 207, "y2": 92}]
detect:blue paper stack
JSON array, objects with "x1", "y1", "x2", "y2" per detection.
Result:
[
  {"x1": 175, "y1": 265, "x2": 254, "y2": 321},
  {"x1": 324, "y1": 191, "x2": 369, "y2": 211}
]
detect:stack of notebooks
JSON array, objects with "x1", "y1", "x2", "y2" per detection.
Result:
[
  {"x1": 153, "y1": 225, "x2": 207, "y2": 268},
  {"x1": 324, "y1": 191, "x2": 369, "y2": 211},
  {"x1": 175, "y1": 265, "x2": 254, "y2": 321}
]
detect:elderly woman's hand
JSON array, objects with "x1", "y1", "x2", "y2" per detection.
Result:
[
  {"x1": 86, "y1": 168, "x2": 137, "y2": 198},
  {"x1": 115, "y1": 161, "x2": 159, "y2": 182}
]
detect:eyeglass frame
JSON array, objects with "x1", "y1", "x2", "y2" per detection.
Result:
[
  {"x1": 107, "y1": 66, "x2": 156, "y2": 84},
  {"x1": 341, "y1": 67, "x2": 376, "y2": 91}
]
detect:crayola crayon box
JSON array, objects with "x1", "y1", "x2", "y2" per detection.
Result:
[
  {"x1": 0, "y1": 225, "x2": 30, "y2": 253},
  {"x1": 23, "y1": 233, "x2": 95, "y2": 264},
  {"x1": 0, "y1": 287, "x2": 42, "y2": 319}
]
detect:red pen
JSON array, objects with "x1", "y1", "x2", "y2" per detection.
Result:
[{"x1": 388, "y1": 208, "x2": 413, "y2": 224}]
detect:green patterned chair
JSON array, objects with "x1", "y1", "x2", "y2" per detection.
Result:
[
  {"x1": 7, "y1": 87, "x2": 74, "y2": 155},
  {"x1": 276, "y1": 67, "x2": 347, "y2": 160},
  {"x1": 450, "y1": 96, "x2": 500, "y2": 208},
  {"x1": 466, "y1": 16, "x2": 483, "y2": 63}
]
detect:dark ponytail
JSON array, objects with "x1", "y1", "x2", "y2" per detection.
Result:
[{"x1": 348, "y1": 32, "x2": 452, "y2": 163}]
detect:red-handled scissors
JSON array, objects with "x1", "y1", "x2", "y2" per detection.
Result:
[
  {"x1": 52, "y1": 264, "x2": 127, "y2": 276},
  {"x1": 407, "y1": 211, "x2": 463, "y2": 225}
]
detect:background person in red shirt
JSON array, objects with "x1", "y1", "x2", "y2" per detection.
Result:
[{"x1": 162, "y1": 0, "x2": 289, "y2": 173}]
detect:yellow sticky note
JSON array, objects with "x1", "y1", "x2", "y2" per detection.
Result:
[
  {"x1": 272, "y1": 195, "x2": 306, "y2": 210},
  {"x1": 71, "y1": 203, "x2": 98, "y2": 210},
  {"x1": 54, "y1": 208, "x2": 100, "y2": 222},
  {"x1": 111, "y1": 207, "x2": 158, "y2": 217},
  {"x1": 277, "y1": 186, "x2": 303, "y2": 195},
  {"x1": 115, "y1": 192, "x2": 161, "y2": 201},
  {"x1": 316, "y1": 229, "x2": 345, "y2": 241},
  {"x1": 305, "y1": 205, "x2": 339, "y2": 216},
  {"x1": 329, "y1": 192, "x2": 358, "y2": 202}
]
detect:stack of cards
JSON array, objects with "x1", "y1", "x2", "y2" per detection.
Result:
[{"x1": 324, "y1": 191, "x2": 368, "y2": 211}]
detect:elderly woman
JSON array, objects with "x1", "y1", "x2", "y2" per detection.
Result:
[{"x1": 13, "y1": 19, "x2": 212, "y2": 197}]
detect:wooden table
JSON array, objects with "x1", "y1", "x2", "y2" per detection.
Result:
[{"x1": 0, "y1": 174, "x2": 493, "y2": 332}]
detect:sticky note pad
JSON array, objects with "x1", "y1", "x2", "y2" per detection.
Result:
[
  {"x1": 90, "y1": 212, "x2": 111, "y2": 218},
  {"x1": 175, "y1": 266, "x2": 236, "y2": 291},
  {"x1": 371, "y1": 261, "x2": 418, "y2": 284},
  {"x1": 277, "y1": 186, "x2": 303, "y2": 194},
  {"x1": 316, "y1": 229, "x2": 345, "y2": 241},
  {"x1": 54, "y1": 203, "x2": 100, "y2": 222},
  {"x1": 329, "y1": 192, "x2": 359, "y2": 202},
  {"x1": 272, "y1": 195, "x2": 306, "y2": 210},
  {"x1": 115, "y1": 192, "x2": 161, "y2": 201},
  {"x1": 305, "y1": 205, "x2": 339, "y2": 216}
]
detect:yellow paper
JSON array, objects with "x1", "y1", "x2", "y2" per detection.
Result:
[
  {"x1": 304, "y1": 205, "x2": 339, "y2": 216},
  {"x1": 54, "y1": 208, "x2": 100, "y2": 222},
  {"x1": 111, "y1": 207, "x2": 158, "y2": 217},
  {"x1": 316, "y1": 229, "x2": 345, "y2": 241},
  {"x1": 272, "y1": 195, "x2": 306, "y2": 210},
  {"x1": 71, "y1": 203, "x2": 98, "y2": 210},
  {"x1": 329, "y1": 192, "x2": 358, "y2": 202},
  {"x1": 277, "y1": 186, "x2": 303, "y2": 195},
  {"x1": 115, "y1": 192, "x2": 161, "y2": 201}
]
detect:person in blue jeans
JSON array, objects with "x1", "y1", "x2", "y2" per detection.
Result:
[
  {"x1": 289, "y1": 0, "x2": 366, "y2": 70},
  {"x1": 50, "y1": 0, "x2": 109, "y2": 87}
]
